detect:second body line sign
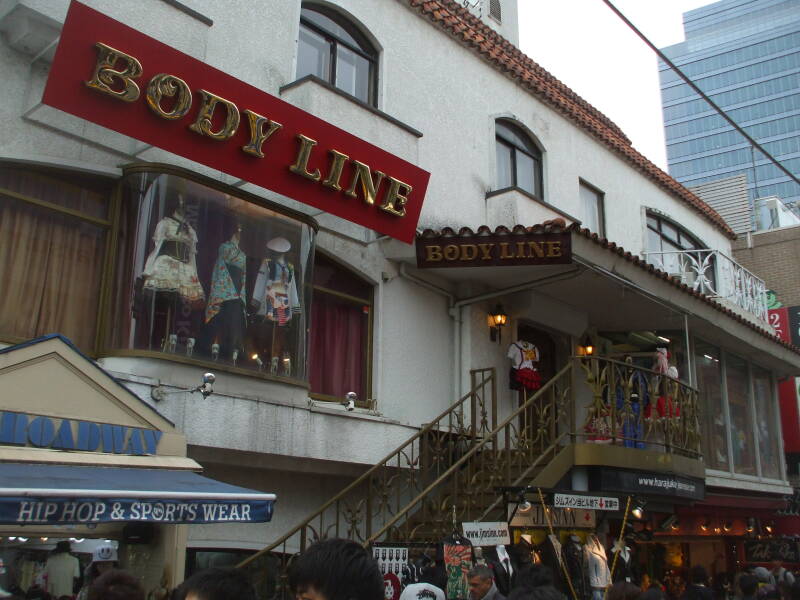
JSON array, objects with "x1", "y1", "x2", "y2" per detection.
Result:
[{"x1": 42, "y1": 1, "x2": 430, "y2": 244}]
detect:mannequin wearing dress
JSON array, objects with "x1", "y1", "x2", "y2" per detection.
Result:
[
  {"x1": 251, "y1": 237, "x2": 301, "y2": 374},
  {"x1": 204, "y1": 225, "x2": 247, "y2": 361}
]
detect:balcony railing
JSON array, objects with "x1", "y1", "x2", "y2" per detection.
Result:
[{"x1": 642, "y1": 249, "x2": 768, "y2": 324}]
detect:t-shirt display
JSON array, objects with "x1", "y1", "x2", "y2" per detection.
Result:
[{"x1": 507, "y1": 341, "x2": 541, "y2": 391}]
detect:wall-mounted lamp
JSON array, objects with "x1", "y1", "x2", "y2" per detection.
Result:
[
  {"x1": 579, "y1": 334, "x2": 595, "y2": 357},
  {"x1": 152, "y1": 372, "x2": 216, "y2": 402},
  {"x1": 488, "y1": 304, "x2": 508, "y2": 343}
]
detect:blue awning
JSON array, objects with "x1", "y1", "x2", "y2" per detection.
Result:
[{"x1": 0, "y1": 463, "x2": 275, "y2": 525}]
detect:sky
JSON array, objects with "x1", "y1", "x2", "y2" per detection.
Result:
[{"x1": 517, "y1": 0, "x2": 712, "y2": 170}]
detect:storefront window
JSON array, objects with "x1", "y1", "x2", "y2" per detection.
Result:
[
  {"x1": 0, "y1": 166, "x2": 111, "y2": 349},
  {"x1": 753, "y1": 366, "x2": 782, "y2": 479},
  {"x1": 726, "y1": 353, "x2": 757, "y2": 475},
  {"x1": 694, "y1": 341, "x2": 727, "y2": 470},
  {"x1": 309, "y1": 253, "x2": 372, "y2": 402},
  {"x1": 108, "y1": 171, "x2": 314, "y2": 380}
]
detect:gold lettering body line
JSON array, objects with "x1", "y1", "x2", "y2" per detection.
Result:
[
  {"x1": 289, "y1": 134, "x2": 321, "y2": 181},
  {"x1": 425, "y1": 245, "x2": 443, "y2": 262},
  {"x1": 322, "y1": 150, "x2": 350, "y2": 191},
  {"x1": 478, "y1": 244, "x2": 494, "y2": 260},
  {"x1": 189, "y1": 89, "x2": 240, "y2": 141},
  {"x1": 345, "y1": 160, "x2": 385, "y2": 205},
  {"x1": 85, "y1": 42, "x2": 143, "y2": 102},
  {"x1": 241, "y1": 110, "x2": 282, "y2": 158},
  {"x1": 146, "y1": 73, "x2": 192, "y2": 120}
]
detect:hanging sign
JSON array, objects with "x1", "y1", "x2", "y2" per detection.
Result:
[
  {"x1": 462, "y1": 521, "x2": 511, "y2": 545},
  {"x1": 416, "y1": 232, "x2": 571, "y2": 268},
  {"x1": 507, "y1": 503, "x2": 596, "y2": 528},
  {"x1": 42, "y1": 1, "x2": 429, "y2": 243},
  {"x1": 744, "y1": 539, "x2": 800, "y2": 563},
  {"x1": 2, "y1": 497, "x2": 272, "y2": 524},
  {"x1": 553, "y1": 493, "x2": 620, "y2": 511}
]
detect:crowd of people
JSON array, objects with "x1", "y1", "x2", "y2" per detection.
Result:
[{"x1": 17, "y1": 538, "x2": 800, "y2": 600}]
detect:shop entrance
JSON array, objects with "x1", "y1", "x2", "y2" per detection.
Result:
[{"x1": 513, "y1": 323, "x2": 559, "y2": 436}]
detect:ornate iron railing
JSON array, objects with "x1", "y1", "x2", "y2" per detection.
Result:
[
  {"x1": 237, "y1": 368, "x2": 497, "y2": 598},
  {"x1": 237, "y1": 357, "x2": 701, "y2": 600},
  {"x1": 642, "y1": 249, "x2": 768, "y2": 324},
  {"x1": 575, "y1": 355, "x2": 701, "y2": 458}
]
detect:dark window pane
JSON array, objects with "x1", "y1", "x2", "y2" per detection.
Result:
[
  {"x1": 516, "y1": 151, "x2": 535, "y2": 195},
  {"x1": 580, "y1": 184, "x2": 603, "y2": 235},
  {"x1": 661, "y1": 221, "x2": 679, "y2": 243},
  {"x1": 496, "y1": 140, "x2": 514, "y2": 189},
  {"x1": 336, "y1": 46, "x2": 371, "y2": 103},
  {"x1": 496, "y1": 120, "x2": 538, "y2": 156},
  {"x1": 727, "y1": 353, "x2": 757, "y2": 475},
  {"x1": 297, "y1": 25, "x2": 331, "y2": 81},
  {"x1": 302, "y1": 8, "x2": 361, "y2": 48},
  {"x1": 694, "y1": 340, "x2": 727, "y2": 470}
]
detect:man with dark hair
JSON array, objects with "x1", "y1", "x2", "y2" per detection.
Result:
[
  {"x1": 87, "y1": 570, "x2": 144, "y2": 600},
  {"x1": 683, "y1": 566, "x2": 712, "y2": 600},
  {"x1": 741, "y1": 575, "x2": 760, "y2": 600},
  {"x1": 288, "y1": 539, "x2": 383, "y2": 600},
  {"x1": 174, "y1": 568, "x2": 256, "y2": 600},
  {"x1": 468, "y1": 565, "x2": 504, "y2": 600}
]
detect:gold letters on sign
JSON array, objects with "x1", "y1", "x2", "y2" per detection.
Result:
[{"x1": 83, "y1": 43, "x2": 411, "y2": 218}]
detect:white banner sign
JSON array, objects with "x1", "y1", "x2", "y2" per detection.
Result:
[
  {"x1": 554, "y1": 493, "x2": 620, "y2": 511},
  {"x1": 462, "y1": 521, "x2": 511, "y2": 545}
]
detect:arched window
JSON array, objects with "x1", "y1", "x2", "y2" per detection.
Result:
[
  {"x1": 297, "y1": 5, "x2": 378, "y2": 106},
  {"x1": 309, "y1": 253, "x2": 373, "y2": 403},
  {"x1": 495, "y1": 119, "x2": 543, "y2": 199},
  {"x1": 645, "y1": 211, "x2": 714, "y2": 288}
]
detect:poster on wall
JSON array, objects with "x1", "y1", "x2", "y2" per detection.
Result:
[{"x1": 372, "y1": 546, "x2": 409, "y2": 577}]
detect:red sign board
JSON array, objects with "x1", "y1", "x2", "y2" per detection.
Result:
[
  {"x1": 42, "y1": 2, "x2": 429, "y2": 243},
  {"x1": 769, "y1": 307, "x2": 790, "y2": 342}
]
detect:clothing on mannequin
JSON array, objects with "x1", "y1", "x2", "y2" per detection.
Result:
[
  {"x1": 610, "y1": 540, "x2": 637, "y2": 584},
  {"x1": 486, "y1": 545, "x2": 515, "y2": 596},
  {"x1": 252, "y1": 237, "x2": 301, "y2": 324},
  {"x1": 584, "y1": 534, "x2": 611, "y2": 600},
  {"x1": 204, "y1": 227, "x2": 247, "y2": 359},
  {"x1": 507, "y1": 340, "x2": 541, "y2": 391},
  {"x1": 141, "y1": 197, "x2": 204, "y2": 306},
  {"x1": 563, "y1": 535, "x2": 588, "y2": 600}
]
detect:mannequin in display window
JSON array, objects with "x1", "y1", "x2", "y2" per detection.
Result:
[
  {"x1": 585, "y1": 534, "x2": 611, "y2": 600},
  {"x1": 562, "y1": 535, "x2": 588, "y2": 600},
  {"x1": 139, "y1": 194, "x2": 205, "y2": 351},
  {"x1": 611, "y1": 539, "x2": 637, "y2": 585},
  {"x1": 203, "y1": 224, "x2": 248, "y2": 362},
  {"x1": 251, "y1": 236, "x2": 301, "y2": 376}
]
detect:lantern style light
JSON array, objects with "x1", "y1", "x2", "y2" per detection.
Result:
[{"x1": 488, "y1": 304, "x2": 508, "y2": 343}]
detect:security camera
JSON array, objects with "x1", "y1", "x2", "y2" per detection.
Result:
[{"x1": 198, "y1": 373, "x2": 216, "y2": 398}]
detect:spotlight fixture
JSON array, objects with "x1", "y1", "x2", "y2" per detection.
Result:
[
  {"x1": 765, "y1": 522, "x2": 774, "y2": 534},
  {"x1": 659, "y1": 515, "x2": 679, "y2": 531},
  {"x1": 671, "y1": 521, "x2": 680, "y2": 532},
  {"x1": 152, "y1": 372, "x2": 216, "y2": 401},
  {"x1": 723, "y1": 521, "x2": 733, "y2": 532},
  {"x1": 631, "y1": 498, "x2": 647, "y2": 519},
  {"x1": 517, "y1": 493, "x2": 533, "y2": 514},
  {"x1": 700, "y1": 518, "x2": 710, "y2": 532},
  {"x1": 746, "y1": 517, "x2": 756, "y2": 534}
]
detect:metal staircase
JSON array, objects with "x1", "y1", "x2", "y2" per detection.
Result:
[{"x1": 237, "y1": 356, "x2": 701, "y2": 600}]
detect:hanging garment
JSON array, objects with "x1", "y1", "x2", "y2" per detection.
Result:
[
  {"x1": 537, "y1": 535, "x2": 566, "y2": 593},
  {"x1": 142, "y1": 215, "x2": 205, "y2": 305},
  {"x1": 252, "y1": 258, "x2": 301, "y2": 325},
  {"x1": 616, "y1": 369, "x2": 648, "y2": 449},
  {"x1": 563, "y1": 536, "x2": 588, "y2": 600},
  {"x1": 611, "y1": 545, "x2": 637, "y2": 584},
  {"x1": 584, "y1": 535, "x2": 611, "y2": 593},
  {"x1": 507, "y1": 341, "x2": 542, "y2": 391},
  {"x1": 442, "y1": 536, "x2": 473, "y2": 600},
  {"x1": 488, "y1": 545, "x2": 516, "y2": 596}
]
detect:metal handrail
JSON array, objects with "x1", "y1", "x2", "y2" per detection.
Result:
[
  {"x1": 237, "y1": 367, "x2": 496, "y2": 569},
  {"x1": 366, "y1": 362, "x2": 573, "y2": 543}
]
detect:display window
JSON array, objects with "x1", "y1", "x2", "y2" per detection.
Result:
[
  {"x1": 106, "y1": 169, "x2": 315, "y2": 381},
  {"x1": 753, "y1": 366, "x2": 782, "y2": 479},
  {"x1": 694, "y1": 341, "x2": 728, "y2": 471},
  {"x1": 0, "y1": 166, "x2": 113, "y2": 350},
  {"x1": 726, "y1": 353, "x2": 757, "y2": 476}
]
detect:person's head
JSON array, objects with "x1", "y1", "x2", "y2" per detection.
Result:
[
  {"x1": 507, "y1": 585, "x2": 564, "y2": 600},
  {"x1": 87, "y1": 570, "x2": 144, "y2": 600},
  {"x1": 755, "y1": 567, "x2": 772, "y2": 584},
  {"x1": 771, "y1": 561, "x2": 784, "y2": 572},
  {"x1": 288, "y1": 539, "x2": 383, "y2": 600},
  {"x1": 640, "y1": 587, "x2": 665, "y2": 600},
  {"x1": 607, "y1": 582, "x2": 641, "y2": 600},
  {"x1": 54, "y1": 541, "x2": 71, "y2": 554},
  {"x1": 740, "y1": 575, "x2": 758, "y2": 598},
  {"x1": 690, "y1": 566, "x2": 708, "y2": 585},
  {"x1": 90, "y1": 544, "x2": 120, "y2": 578},
  {"x1": 399, "y1": 583, "x2": 445, "y2": 600},
  {"x1": 174, "y1": 568, "x2": 256, "y2": 600},
  {"x1": 514, "y1": 564, "x2": 555, "y2": 590},
  {"x1": 467, "y1": 566, "x2": 494, "y2": 600},
  {"x1": 789, "y1": 580, "x2": 800, "y2": 600}
]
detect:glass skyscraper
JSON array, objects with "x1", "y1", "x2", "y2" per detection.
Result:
[{"x1": 659, "y1": 0, "x2": 800, "y2": 223}]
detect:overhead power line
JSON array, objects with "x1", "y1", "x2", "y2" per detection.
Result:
[{"x1": 600, "y1": 0, "x2": 800, "y2": 199}]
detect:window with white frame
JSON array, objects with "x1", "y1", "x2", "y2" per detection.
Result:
[{"x1": 579, "y1": 180, "x2": 605, "y2": 236}]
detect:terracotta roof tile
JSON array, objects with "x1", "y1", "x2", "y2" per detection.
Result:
[{"x1": 404, "y1": 0, "x2": 738, "y2": 240}]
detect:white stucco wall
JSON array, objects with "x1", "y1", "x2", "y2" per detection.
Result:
[{"x1": 0, "y1": 0, "x2": 761, "y2": 545}]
